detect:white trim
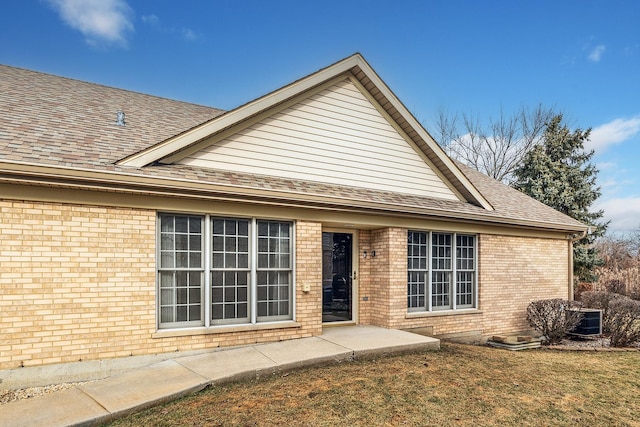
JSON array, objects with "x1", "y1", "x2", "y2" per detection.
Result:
[
  {"x1": 407, "y1": 230, "x2": 478, "y2": 314},
  {"x1": 250, "y1": 218, "x2": 258, "y2": 324},
  {"x1": 452, "y1": 234, "x2": 457, "y2": 311},
  {"x1": 115, "y1": 53, "x2": 493, "y2": 211},
  {"x1": 291, "y1": 221, "x2": 297, "y2": 322},
  {"x1": 321, "y1": 228, "x2": 358, "y2": 324},
  {"x1": 156, "y1": 213, "x2": 294, "y2": 330},
  {"x1": 203, "y1": 215, "x2": 211, "y2": 327},
  {"x1": 118, "y1": 59, "x2": 364, "y2": 168},
  {"x1": 0, "y1": 160, "x2": 588, "y2": 233}
]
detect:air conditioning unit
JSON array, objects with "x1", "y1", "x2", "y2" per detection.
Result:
[{"x1": 569, "y1": 308, "x2": 602, "y2": 337}]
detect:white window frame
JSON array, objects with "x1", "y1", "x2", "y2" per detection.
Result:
[
  {"x1": 407, "y1": 231, "x2": 477, "y2": 313},
  {"x1": 157, "y1": 213, "x2": 294, "y2": 329},
  {"x1": 157, "y1": 214, "x2": 205, "y2": 328}
]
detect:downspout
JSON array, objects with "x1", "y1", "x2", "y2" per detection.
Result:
[{"x1": 567, "y1": 228, "x2": 590, "y2": 300}]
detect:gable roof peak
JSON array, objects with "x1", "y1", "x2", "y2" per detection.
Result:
[{"x1": 116, "y1": 54, "x2": 493, "y2": 211}]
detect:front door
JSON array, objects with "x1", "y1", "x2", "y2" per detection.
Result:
[{"x1": 322, "y1": 232, "x2": 353, "y2": 322}]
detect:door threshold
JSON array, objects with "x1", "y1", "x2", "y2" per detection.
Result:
[{"x1": 322, "y1": 321, "x2": 357, "y2": 328}]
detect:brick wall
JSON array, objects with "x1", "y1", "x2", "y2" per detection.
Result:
[
  {"x1": 0, "y1": 200, "x2": 323, "y2": 369},
  {"x1": 0, "y1": 200, "x2": 157, "y2": 368},
  {"x1": 293, "y1": 221, "x2": 323, "y2": 335},
  {"x1": 477, "y1": 234, "x2": 570, "y2": 335},
  {"x1": 358, "y1": 230, "x2": 372, "y2": 324},
  {"x1": 359, "y1": 228, "x2": 407, "y2": 328},
  {"x1": 358, "y1": 230, "x2": 570, "y2": 337},
  {"x1": 368, "y1": 228, "x2": 391, "y2": 327},
  {"x1": 1, "y1": 196, "x2": 570, "y2": 368}
]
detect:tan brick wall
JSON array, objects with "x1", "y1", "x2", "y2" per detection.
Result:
[
  {"x1": 0, "y1": 200, "x2": 157, "y2": 368},
  {"x1": 357, "y1": 230, "x2": 372, "y2": 324},
  {"x1": 477, "y1": 234, "x2": 570, "y2": 335},
  {"x1": 1, "y1": 196, "x2": 570, "y2": 368},
  {"x1": 359, "y1": 228, "x2": 407, "y2": 328},
  {"x1": 0, "y1": 200, "x2": 323, "y2": 369},
  {"x1": 357, "y1": 229, "x2": 571, "y2": 337},
  {"x1": 294, "y1": 221, "x2": 323, "y2": 335}
]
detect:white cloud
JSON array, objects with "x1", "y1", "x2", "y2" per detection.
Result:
[
  {"x1": 596, "y1": 161, "x2": 617, "y2": 171},
  {"x1": 182, "y1": 28, "x2": 198, "y2": 41},
  {"x1": 599, "y1": 178, "x2": 618, "y2": 189},
  {"x1": 596, "y1": 197, "x2": 640, "y2": 232},
  {"x1": 587, "y1": 116, "x2": 640, "y2": 152},
  {"x1": 47, "y1": 0, "x2": 134, "y2": 48},
  {"x1": 140, "y1": 13, "x2": 198, "y2": 42},
  {"x1": 587, "y1": 44, "x2": 606, "y2": 62},
  {"x1": 141, "y1": 14, "x2": 160, "y2": 26}
]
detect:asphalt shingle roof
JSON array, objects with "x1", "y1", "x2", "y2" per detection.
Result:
[
  {"x1": 0, "y1": 64, "x2": 585, "y2": 232},
  {"x1": 0, "y1": 65, "x2": 224, "y2": 168}
]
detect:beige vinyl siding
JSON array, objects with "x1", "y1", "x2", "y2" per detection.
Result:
[{"x1": 180, "y1": 79, "x2": 458, "y2": 200}]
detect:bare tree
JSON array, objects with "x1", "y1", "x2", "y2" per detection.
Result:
[{"x1": 432, "y1": 104, "x2": 556, "y2": 184}]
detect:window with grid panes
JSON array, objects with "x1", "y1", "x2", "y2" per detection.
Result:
[
  {"x1": 407, "y1": 231, "x2": 428, "y2": 309},
  {"x1": 456, "y1": 234, "x2": 475, "y2": 308},
  {"x1": 158, "y1": 214, "x2": 293, "y2": 329},
  {"x1": 407, "y1": 231, "x2": 476, "y2": 312},
  {"x1": 211, "y1": 218, "x2": 250, "y2": 324},
  {"x1": 432, "y1": 233, "x2": 452, "y2": 309},
  {"x1": 158, "y1": 215, "x2": 204, "y2": 327},
  {"x1": 257, "y1": 221, "x2": 292, "y2": 320}
]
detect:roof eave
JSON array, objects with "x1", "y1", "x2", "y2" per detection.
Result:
[{"x1": 0, "y1": 161, "x2": 586, "y2": 234}]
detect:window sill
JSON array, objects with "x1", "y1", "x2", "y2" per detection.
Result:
[
  {"x1": 405, "y1": 309, "x2": 482, "y2": 319},
  {"x1": 153, "y1": 320, "x2": 301, "y2": 339}
]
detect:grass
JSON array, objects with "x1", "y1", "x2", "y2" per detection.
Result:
[{"x1": 105, "y1": 343, "x2": 640, "y2": 427}]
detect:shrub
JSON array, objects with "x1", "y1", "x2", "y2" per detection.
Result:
[
  {"x1": 607, "y1": 297, "x2": 640, "y2": 347},
  {"x1": 526, "y1": 299, "x2": 583, "y2": 344},
  {"x1": 579, "y1": 291, "x2": 625, "y2": 333},
  {"x1": 604, "y1": 279, "x2": 627, "y2": 295},
  {"x1": 574, "y1": 282, "x2": 594, "y2": 300}
]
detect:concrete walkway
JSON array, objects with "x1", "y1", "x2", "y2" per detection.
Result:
[{"x1": 0, "y1": 326, "x2": 439, "y2": 427}]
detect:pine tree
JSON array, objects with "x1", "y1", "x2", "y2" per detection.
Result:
[{"x1": 513, "y1": 114, "x2": 608, "y2": 281}]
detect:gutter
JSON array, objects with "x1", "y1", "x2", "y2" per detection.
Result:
[{"x1": 0, "y1": 160, "x2": 587, "y2": 234}]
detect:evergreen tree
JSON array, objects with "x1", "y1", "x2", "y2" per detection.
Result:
[{"x1": 513, "y1": 114, "x2": 608, "y2": 282}]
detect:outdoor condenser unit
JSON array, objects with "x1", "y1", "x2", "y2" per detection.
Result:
[{"x1": 569, "y1": 308, "x2": 603, "y2": 337}]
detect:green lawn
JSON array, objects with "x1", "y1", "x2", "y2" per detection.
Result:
[{"x1": 105, "y1": 343, "x2": 640, "y2": 427}]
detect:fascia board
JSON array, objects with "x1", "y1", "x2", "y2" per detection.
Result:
[
  {"x1": 0, "y1": 160, "x2": 588, "y2": 234},
  {"x1": 159, "y1": 74, "x2": 350, "y2": 165},
  {"x1": 117, "y1": 55, "x2": 364, "y2": 168},
  {"x1": 350, "y1": 58, "x2": 494, "y2": 212}
]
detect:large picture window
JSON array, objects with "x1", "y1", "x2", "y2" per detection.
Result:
[
  {"x1": 158, "y1": 214, "x2": 293, "y2": 329},
  {"x1": 407, "y1": 231, "x2": 476, "y2": 312}
]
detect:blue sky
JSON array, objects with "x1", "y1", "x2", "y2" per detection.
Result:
[{"x1": 1, "y1": 0, "x2": 639, "y2": 232}]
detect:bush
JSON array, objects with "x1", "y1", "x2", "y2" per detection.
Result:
[
  {"x1": 604, "y1": 279, "x2": 627, "y2": 295},
  {"x1": 579, "y1": 291, "x2": 625, "y2": 333},
  {"x1": 574, "y1": 282, "x2": 594, "y2": 300},
  {"x1": 526, "y1": 299, "x2": 583, "y2": 344},
  {"x1": 607, "y1": 297, "x2": 640, "y2": 347}
]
